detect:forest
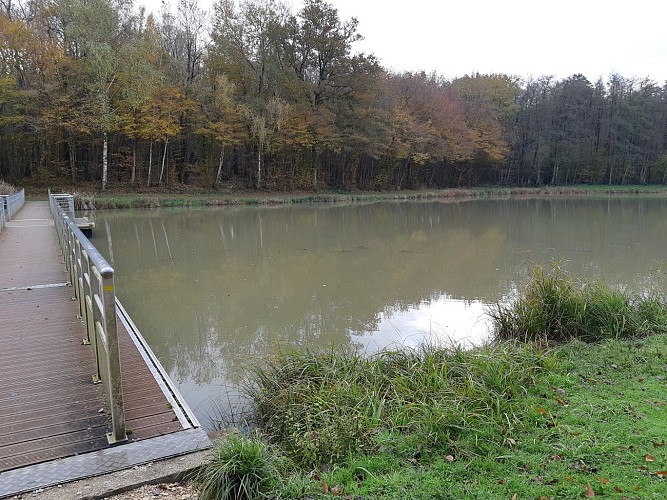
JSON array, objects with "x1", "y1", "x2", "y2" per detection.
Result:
[{"x1": 1, "y1": 0, "x2": 667, "y2": 191}]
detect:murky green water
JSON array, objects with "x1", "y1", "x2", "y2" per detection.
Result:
[{"x1": 89, "y1": 196, "x2": 667, "y2": 428}]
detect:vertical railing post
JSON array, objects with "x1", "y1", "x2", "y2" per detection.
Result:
[
  {"x1": 64, "y1": 215, "x2": 76, "y2": 290},
  {"x1": 100, "y1": 266, "x2": 126, "y2": 444},
  {"x1": 67, "y1": 195, "x2": 75, "y2": 220},
  {"x1": 1, "y1": 195, "x2": 7, "y2": 223},
  {"x1": 81, "y1": 254, "x2": 94, "y2": 346}
]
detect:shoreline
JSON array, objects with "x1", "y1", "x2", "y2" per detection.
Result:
[{"x1": 38, "y1": 184, "x2": 667, "y2": 210}]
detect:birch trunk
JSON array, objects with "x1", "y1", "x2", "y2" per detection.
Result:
[
  {"x1": 68, "y1": 140, "x2": 76, "y2": 184},
  {"x1": 147, "y1": 140, "x2": 153, "y2": 188},
  {"x1": 215, "y1": 145, "x2": 225, "y2": 186},
  {"x1": 131, "y1": 141, "x2": 136, "y2": 184},
  {"x1": 159, "y1": 138, "x2": 169, "y2": 185},
  {"x1": 101, "y1": 131, "x2": 108, "y2": 191}
]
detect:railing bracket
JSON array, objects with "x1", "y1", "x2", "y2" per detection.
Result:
[
  {"x1": 106, "y1": 432, "x2": 128, "y2": 445},
  {"x1": 82, "y1": 338, "x2": 90, "y2": 345},
  {"x1": 92, "y1": 374, "x2": 101, "y2": 384}
]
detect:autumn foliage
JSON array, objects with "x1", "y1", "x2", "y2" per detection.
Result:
[{"x1": 1, "y1": 0, "x2": 666, "y2": 190}]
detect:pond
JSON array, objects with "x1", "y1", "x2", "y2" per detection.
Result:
[{"x1": 89, "y1": 195, "x2": 667, "y2": 429}]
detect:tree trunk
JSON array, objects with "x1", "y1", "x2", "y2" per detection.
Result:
[
  {"x1": 312, "y1": 146, "x2": 318, "y2": 191},
  {"x1": 101, "y1": 131, "x2": 108, "y2": 191},
  {"x1": 68, "y1": 140, "x2": 76, "y2": 184},
  {"x1": 256, "y1": 148, "x2": 262, "y2": 188},
  {"x1": 131, "y1": 140, "x2": 136, "y2": 184},
  {"x1": 215, "y1": 145, "x2": 225, "y2": 186},
  {"x1": 159, "y1": 138, "x2": 169, "y2": 185},
  {"x1": 147, "y1": 140, "x2": 153, "y2": 188},
  {"x1": 551, "y1": 160, "x2": 559, "y2": 185}
]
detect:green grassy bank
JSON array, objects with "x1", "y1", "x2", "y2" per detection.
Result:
[
  {"x1": 197, "y1": 268, "x2": 667, "y2": 499},
  {"x1": 58, "y1": 184, "x2": 667, "y2": 210}
]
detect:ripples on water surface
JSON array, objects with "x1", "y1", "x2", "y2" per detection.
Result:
[{"x1": 90, "y1": 196, "x2": 667, "y2": 428}]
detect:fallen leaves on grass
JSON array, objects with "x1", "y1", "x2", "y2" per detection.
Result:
[{"x1": 584, "y1": 483, "x2": 595, "y2": 497}]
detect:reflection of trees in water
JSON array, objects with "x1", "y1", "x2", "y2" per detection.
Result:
[{"x1": 91, "y1": 197, "x2": 667, "y2": 386}]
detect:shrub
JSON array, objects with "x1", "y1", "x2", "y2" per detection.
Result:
[{"x1": 197, "y1": 431, "x2": 280, "y2": 500}]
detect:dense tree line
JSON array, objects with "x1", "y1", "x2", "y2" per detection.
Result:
[{"x1": 1, "y1": 0, "x2": 666, "y2": 190}]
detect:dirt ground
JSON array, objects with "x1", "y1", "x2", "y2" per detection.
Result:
[{"x1": 107, "y1": 482, "x2": 199, "y2": 499}]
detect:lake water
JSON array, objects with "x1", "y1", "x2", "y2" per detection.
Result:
[{"x1": 89, "y1": 196, "x2": 667, "y2": 428}]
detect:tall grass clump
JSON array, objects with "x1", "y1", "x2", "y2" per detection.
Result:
[
  {"x1": 248, "y1": 344, "x2": 551, "y2": 468},
  {"x1": 197, "y1": 431, "x2": 280, "y2": 500},
  {"x1": 0, "y1": 180, "x2": 17, "y2": 195},
  {"x1": 489, "y1": 264, "x2": 667, "y2": 343}
]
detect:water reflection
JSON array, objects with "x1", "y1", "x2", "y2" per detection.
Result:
[
  {"x1": 90, "y1": 196, "x2": 667, "y2": 428},
  {"x1": 355, "y1": 297, "x2": 491, "y2": 354}
]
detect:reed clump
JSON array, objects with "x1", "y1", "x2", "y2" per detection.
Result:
[
  {"x1": 197, "y1": 431, "x2": 281, "y2": 500},
  {"x1": 489, "y1": 264, "x2": 667, "y2": 343},
  {"x1": 247, "y1": 343, "x2": 551, "y2": 468}
]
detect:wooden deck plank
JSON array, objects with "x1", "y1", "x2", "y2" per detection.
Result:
[{"x1": 0, "y1": 201, "x2": 188, "y2": 473}]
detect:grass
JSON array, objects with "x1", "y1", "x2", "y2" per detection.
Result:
[
  {"x1": 61, "y1": 184, "x2": 667, "y2": 210},
  {"x1": 197, "y1": 270, "x2": 667, "y2": 498},
  {"x1": 199, "y1": 335, "x2": 667, "y2": 499},
  {"x1": 197, "y1": 431, "x2": 281, "y2": 500},
  {"x1": 248, "y1": 343, "x2": 551, "y2": 469},
  {"x1": 0, "y1": 180, "x2": 18, "y2": 195},
  {"x1": 489, "y1": 264, "x2": 667, "y2": 343}
]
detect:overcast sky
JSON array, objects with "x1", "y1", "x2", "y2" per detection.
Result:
[{"x1": 149, "y1": 0, "x2": 667, "y2": 83}]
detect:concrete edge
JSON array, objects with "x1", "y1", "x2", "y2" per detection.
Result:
[
  {"x1": 17, "y1": 450, "x2": 210, "y2": 500},
  {"x1": 0, "y1": 429, "x2": 212, "y2": 499}
]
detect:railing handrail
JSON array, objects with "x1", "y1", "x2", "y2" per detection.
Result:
[
  {"x1": 1, "y1": 188, "x2": 25, "y2": 221},
  {"x1": 48, "y1": 189, "x2": 126, "y2": 444}
]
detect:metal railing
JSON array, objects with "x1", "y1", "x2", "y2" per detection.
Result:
[
  {"x1": 0, "y1": 203, "x2": 5, "y2": 232},
  {"x1": 48, "y1": 190, "x2": 127, "y2": 444},
  {"x1": 1, "y1": 187, "x2": 25, "y2": 222}
]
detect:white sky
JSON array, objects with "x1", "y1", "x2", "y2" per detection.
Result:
[{"x1": 147, "y1": 0, "x2": 667, "y2": 84}]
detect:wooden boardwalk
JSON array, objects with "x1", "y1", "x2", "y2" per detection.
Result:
[{"x1": 0, "y1": 202, "x2": 183, "y2": 473}]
